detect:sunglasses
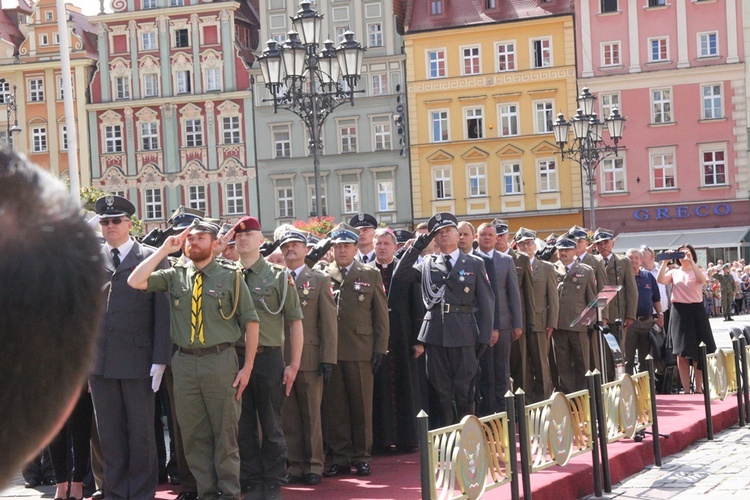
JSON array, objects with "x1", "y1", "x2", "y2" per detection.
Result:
[{"x1": 99, "y1": 218, "x2": 127, "y2": 226}]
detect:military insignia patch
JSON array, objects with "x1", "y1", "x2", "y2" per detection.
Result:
[{"x1": 105, "y1": 195, "x2": 114, "y2": 207}]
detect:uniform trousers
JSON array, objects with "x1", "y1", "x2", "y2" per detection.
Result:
[
  {"x1": 527, "y1": 329, "x2": 553, "y2": 403},
  {"x1": 553, "y1": 329, "x2": 591, "y2": 394},
  {"x1": 238, "y1": 347, "x2": 287, "y2": 486},
  {"x1": 282, "y1": 370, "x2": 325, "y2": 476},
  {"x1": 477, "y1": 329, "x2": 512, "y2": 415},
  {"x1": 89, "y1": 376, "x2": 157, "y2": 500},
  {"x1": 172, "y1": 347, "x2": 241, "y2": 500},
  {"x1": 164, "y1": 364, "x2": 197, "y2": 493},
  {"x1": 624, "y1": 318, "x2": 654, "y2": 375},
  {"x1": 326, "y1": 360, "x2": 374, "y2": 466},
  {"x1": 425, "y1": 344, "x2": 478, "y2": 425}
]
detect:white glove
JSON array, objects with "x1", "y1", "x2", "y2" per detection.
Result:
[{"x1": 150, "y1": 364, "x2": 166, "y2": 393}]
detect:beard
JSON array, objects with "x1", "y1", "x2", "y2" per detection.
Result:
[{"x1": 187, "y1": 244, "x2": 213, "y2": 262}]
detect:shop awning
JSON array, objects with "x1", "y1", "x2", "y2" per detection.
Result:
[{"x1": 612, "y1": 226, "x2": 750, "y2": 253}]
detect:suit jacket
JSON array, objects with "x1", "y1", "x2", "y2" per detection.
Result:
[
  {"x1": 284, "y1": 265, "x2": 338, "y2": 371},
  {"x1": 473, "y1": 249, "x2": 522, "y2": 331},
  {"x1": 326, "y1": 260, "x2": 389, "y2": 362},
  {"x1": 529, "y1": 258, "x2": 560, "y2": 332},
  {"x1": 394, "y1": 246, "x2": 494, "y2": 348},
  {"x1": 555, "y1": 260, "x2": 596, "y2": 333},
  {"x1": 580, "y1": 251, "x2": 608, "y2": 293},
  {"x1": 95, "y1": 240, "x2": 171, "y2": 378},
  {"x1": 603, "y1": 253, "x2": 638, "y2": 322},
  {"x1": 506, "y1": 250, "x2": 536, "y2": 329}
]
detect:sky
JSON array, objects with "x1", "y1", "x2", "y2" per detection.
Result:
[{"x1": 77, "y1": 0, "x2": 112, "y2": 16}]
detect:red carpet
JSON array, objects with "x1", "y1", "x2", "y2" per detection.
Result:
[{"x1": 153, "y1": 394, "x2": 741, "y2": 500}]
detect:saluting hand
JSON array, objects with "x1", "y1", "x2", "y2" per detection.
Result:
[
  {"x1": 214, "y1": 228, "x2": 235, "y2": 256},
  {"x1": 162, "y1": 229, "x2": 188, "y2": 255}
]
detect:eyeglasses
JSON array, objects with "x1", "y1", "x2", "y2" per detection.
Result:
[
  {"x1": 639, "y1": 245, "x2": 653, "y2": 254},
  {"x1": 99, "y1": 218, "x2": 126, "y2": 226}
]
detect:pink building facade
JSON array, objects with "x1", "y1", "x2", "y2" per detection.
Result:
[{"x1": 575, "y1": 0, "x2": 748, "y2": 260}]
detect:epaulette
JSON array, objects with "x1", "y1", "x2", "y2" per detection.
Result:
[
  {"x1": 216, "y1": 257, "x2": 243, "y2": 270},
  {"x1": 271, "y1": 263, "x2": 287, "y2": 272}
]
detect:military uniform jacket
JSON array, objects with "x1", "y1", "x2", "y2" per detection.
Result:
[
  {"x1": 580, "y1": 252, "x2": 608, "y2": 293},
  {"x1": 243, "y1": 257, "x2": 303, "y2": 347},
  {"x1": 95, "y1": 240, "x2": 172, "y2": 378},
  {"x1": 555, "y1": 260, "x2": 597, "y2": 333},
  {"x1": 326, "y1": 260, "x2": 389, "y2": 362},
  {"x1": 284, "y1": 265, "x2": 338, "y2": 371},
  {"x1": 393, "y1": 246, "x2": 494, "y2": 348},
  {"x1": 717, "y1": 273, "x2": 736, "y2": 294},
  {"x1": 507, "y1": 250, "x2": 536, "y2": 329},
  {"x1": 529, "y1": 258, "x2": 560, "y2": 332},
  {"x1": 603, "y1": 254, "x2": 638, "y2": 322}
]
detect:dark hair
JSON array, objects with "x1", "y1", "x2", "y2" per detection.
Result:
[
  {"x1": 677, "y1": 243, "x2": 698, "y2": 264},
  {"x1": 0, "y1": 150, "x2": 103, "y2": 487}
]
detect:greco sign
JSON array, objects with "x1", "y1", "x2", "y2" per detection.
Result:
[
  {"x1": 456, "y1": 415, "x2": 488, "y2": 499},
  {"x1": 547, "y1": 392, "x2": 574, "y2": 466}
]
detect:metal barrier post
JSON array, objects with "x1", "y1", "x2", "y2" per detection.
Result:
[
  {"x1": 700, "y1": 342, "x2": 714, "y2": 440},
  {"x1": 593, "y1": 370, "x2": 611, "y2": 492},
  {"x1": 515, "y1": 389, "x2": 532, "y2": 500},
  {"x1": 417, "y1": 410, "x2": 432, "y2": 500},
  {"x1": 505, "y1": 391, "x2": 520, "y2": 500},
  {"x1": 645, "y1": 356, "x2": 662, "y2": 466},
  {"x1": 586, "y1": 371, "x2": 602, "y2": 497},
  {"x1": 741, "y1": 337, "x2": 750, "y2": 424},
  {"x1": 733, "y1": 338, "x2": 745, "y2": 427}
]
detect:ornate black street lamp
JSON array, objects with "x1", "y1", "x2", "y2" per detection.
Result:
[
  {"x1": 257, "y1": 1, "x2": 365, "y2": 217},
  {"x1": 552, "y1": 87, "x2": 626, "y2": 228},
  {"x1": 0, "y1": 78, "x2": 22, "y2": 150}
]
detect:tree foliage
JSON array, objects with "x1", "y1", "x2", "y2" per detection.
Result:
[{"x1": 80, "y1": 186, "x2": 145, "y2": 236}]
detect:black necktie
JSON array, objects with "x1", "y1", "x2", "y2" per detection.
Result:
[
  {"x1": 362, "y1": 254, "x2": 369, "y2": 264},
  {"x1": 444, "y1": 254, "x2": 452, "y2": 272},
  {"x1": 340, "y1": 266, "x2": 348, "y2": 280},
  {"x1": 111, "y1": 248, "x2": 120, "y2": 268}
]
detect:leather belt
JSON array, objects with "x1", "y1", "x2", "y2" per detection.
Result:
[
  {"x1": 178, "y1": 342, "x2": 232, "y2": 356},
  {"x1": 255, "y1": 346, "x2": 281, "y2": 354},
  {"x1": 439, "y1": 303, "x2": 476, "y2": 314},
  {"x1": 636, "y1": 316, "x2": 654, "y2": 321}
]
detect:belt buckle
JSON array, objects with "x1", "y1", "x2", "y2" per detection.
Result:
[{"x1": 443, "y1": 303, "x2": 451, "y2": 313}]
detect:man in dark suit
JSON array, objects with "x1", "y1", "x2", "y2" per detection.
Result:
[
  {"x1": 89, "y1": 195, "x2": 172, "y2": 500},
  {"x1": 394, "y1": 213, "x2": 494, "y2": 426},
  {"x1": 323, "y1": 224, "x2": 389, "y2": 478},
  {"x1": 280, "y1": 230, "x2": 338, "y2": 486},
  {"x1": 473, "y1": 222, "x2": 522, "y2": 414}
]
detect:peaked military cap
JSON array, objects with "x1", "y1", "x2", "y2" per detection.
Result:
[
  {"x1": 592, "y1": 227, "x2": 615, "y2": 243},
  {"x1": 306, "y1": 234, "x2": 320, "y2": 246},
  {"x1": 427, "y1": 212, "x2": 458, "y2": 233},
  {"x1": 279, "y1": 230, "x2": 308, "y2": 247},
  {"x1": 167, "y1": 206, "x2": 204, "y2": 228},
  {"x1": 492, "y1": 218, "x2": 509, "y2": 235},
  {"x1": 233, "y1": 216, "x2": 261, "y2": 233},
  {"x1": 555, "y1": 235, "x2": 577, "y2": 249},
  {"x1": 514, "y1": 227, "x2": 536, "y2": 242},
  {"x1": 393, "y1": 229, "x2": 414, "y2": 244},
  {"x1": 95, "y1": 195, "x2": 135, "y2": 218},
  {"x1": 349, "y1": 212, "x2": 378, "y2": 229},
  {"x1": 328, "y1": 223, "x2": 360, "y2": 244},
  {"x1": 218, "y1": 223, "x2": 235, "y2": 244},
  {"x1": 568, "y1": 225, "x2": 589, "y2": 240},
  {"x1": 188, "y1": 219, "x2": 220, "y2": 236}
]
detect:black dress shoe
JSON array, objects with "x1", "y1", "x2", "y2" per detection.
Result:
[
  {"x1": 355, "y1": 462, "x2": 371, "y2": 476},
  {"x1": 43, "y1": 477, "x2": 57, "y2": 486},
  {"x1": 283, "y1": 473, "x2": 303, "y2": 484},
  {"x1": 304, "y1": 473, "x2": 321, "y2": 485},
  {"x1": 323, "y1": 464, "x2": 351, "y2": 477},
  {"x1": 23, "y1": 478, "x2": 40, "y2": 488},
  {"x1": 90, "y1": 490, "x2": 105, "y2": 500},
  {"x1": 168, "y1": 473, "x2": 181, "y2": 485},
  {"x1": 175, "y1": 493, "x2": 198, "y2": 500}
]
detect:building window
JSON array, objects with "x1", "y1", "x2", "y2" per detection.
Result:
[
  {"x1": 377, "y1": 180, "x2": 395, "y2": 212},
  {"x1": 53, "y1": 33, "x2": 60, "y2": 45},
  {"x1": 0, "y1": 80, "x2": 9, "y2": 103},
  {"x1": 430, "y1": 0, "x2": 442, "y2": 15},
  {"x1": 602, "y1": 42, "x2": 620, "y2": 67},
  {"x1": 534, "y1": 100, "x2": 554, "y2": 134},
  {"x1": 170, "y1": 0, "x2": 185, "y2": 5},
  {"x1": 185, "y1": 119, "x2": 203, "y2": 147},
  {"x1": 698, "y1": 32, "x2": 718, "y2": 58},
  {"x1": 145, "y1": 188, "x2": 163, "y2": 220},
  {"x1": 372, "y1": 116, "x2": 391, "y2": 151},
  {"x1": 428, "y1": 49, "x2": 446, "y2": 79},
  {"x1": 468, "y1": 164, "x2": 486, "y2": 197},
  {"x1": 57, "y1": 75, "x2": 73, "y2": 100},
  {"x1": 143, "y1": 74, "x2": 159, "y2": 97},
  {"x1": 600, "y1": 93, "x2": 620, "y2": 119},
  {"x1": 648, "y1": 37, "x2": 668, "y2": 62},
  {"x1": 176, "y1": 71, "x2": 191, "y2": 94},
  {"x1": 600, "y1": 0, "x2": 617, "y2": 13},
  {"x1": 485, "y1": 0, "x2": 497, "y2": 8},
  {"x1": 142, "y1": 32, "x2": 157, "y2": 50},
  {"x1": 335, "y1": 26, "x2": 348, "y2": 44},
  {"x1": 143, "y1": 0, "x2": 157, "y2": 8},
  {"x1": 601, "y1": 157, "x2": 625, "y2": 193},
  {"x1": 702, "y1": 149, "x2": 726, "y2": 186},
  {"x1": 338, "y1": 119, "x2": 357, "y2": 153},
  {"x1": 272, "y1": 124, "x2": 291, "y2": 158},
  {"x1": 276, "y1": 186, "x2": 294, "y2": 218},
  {"x1": 32, "y1": 127, "x2": 47, "y2": 153},
  {"x1": 61, "y1": 125, "x2": 68, "y2": 151},
  {"x1": 702, "y1": 84, "x2": 722, "y2": 120},
  {"x1": 206, "y1": 68, "x2": 222, "y2": 91},
  {"x1": 39, "y1": 34, "x2": 49, "y2": 46},
  {"x1": 465, "y1": 107, "x2": 483, "y2": 139},
  {"x1": 371, "y1": 73, "x2": 388, "y2": 96},
  {"x1": 499, "y1": 103, "x2": 519, "y2": 137},
  {"x1": 115, "y1": 76, "x2": 130, "y2": 100},
  {"x1": 462, "y1": 46, "x2": 480, "y2": 75},
  {"x1": 308, "y1": 178, "x2": 327, "y2": 216},
  {"x1": 28, "y1": 78, "x2": 44, "y2": 102},
  {"x1": 174, "y1": 29, "x2": 189, "y2": 48},
  {"x1": 140, "y1": 122, "x2": 159, "y2": 150},
  {"x1": 538, "y1": 160, "x2": 557, "y2": 192},
  {"x1": 342, "y1": 183, "x2": 360, "y2": 213},
  {"x1": 220, "y1": 116, "x2": 240, "y2": 144},
  {"x1": 433, "y1": 167, "x2": 452, "y2": 199},
  {"x1": 367, "y1": 23, "x2": 382, "y2": 47},
  {"x1": 651, "y1": 153, "x2": 676, "y2": 189},
  {"x1": 188, "y1": 185, "x2": 206, "y2": 212},
  {"x1": 648, "y1": 0, "x2": 666, "y2": 6},
  {"x1": 226, "y1": 183, "x2": 244, "y2": 215},
  {"x1": 431, "y1": 110, "x2": 449, "y2": 142},
  {"x1": 503, "y1": 163, "x2": 522, "y2": 195},
  {"x1": 104, "y1": 125, "x2": 122, "y2": 153},
  {"x1": 496, "y1": 42, "x2": 516, "y2": 72},
  {"x1": 531, "y1": 38, "x2": 551, "y2": 68},
  {"x1": 45, "y1": 10, "x2": 53, "y2": 21},
  {"x1": 651, "y1": 88, "x2": 671, "y2": 124}
]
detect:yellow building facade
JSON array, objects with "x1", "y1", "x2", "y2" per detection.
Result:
[{"x1": 404, "y1": 14, "x2": 584, "y2": 234}]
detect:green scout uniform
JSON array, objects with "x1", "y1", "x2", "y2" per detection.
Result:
[
  {"x1": 717, "y1": 272, "x2": 735, "y2": 318},
  {"x1": 238, "y1": 257, "x2": 303, "y2": 487},
  {"x1": 147, "y1": 258, "x2": 258, "y2": 500}
]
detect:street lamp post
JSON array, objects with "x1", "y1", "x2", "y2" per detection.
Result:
[
  {"x1": 0, "y1": 78, "x2": 22, "y2": 150},
  {"x1": 552, "y1": 87, "x2": 626, "y2": 228},
  {"x1": 256, "y1": 1, "x2": 365, "y2": 217}
]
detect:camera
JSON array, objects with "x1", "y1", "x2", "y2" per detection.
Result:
[{"x1": 655, "y1": 251, "x2": 685, "y2": 262}]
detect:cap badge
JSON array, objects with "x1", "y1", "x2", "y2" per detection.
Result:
[
  {"x1": 105, "y1": 196, "x2": 114, "y2": 207},
  {"x1": 240, "y1": 222, "x2": 246, "y2": 230},
  {"x1": 436, "y1": 213, "x2": 442, "y2": 222},
  {"x1": 358, "y1": 213, "x2": 364, "y2": 222}
]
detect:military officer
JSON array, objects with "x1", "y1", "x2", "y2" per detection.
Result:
[
  {"x1": 323, "y1": 224, "x2": 389, "y2": 478},
  {"x1": 553, "y1": 236, "x2": 597, "y2": 393},
  {"x1": 717, "y1": 264, "x2": 736, "y2": 321},
  {"x1": 393, "y1": 213, "x2": 494, "y2": 426},
  {"x1": 128, "y1": 220, "x2": 260, "y2": 500},
  {"x1": 279, "y1": 230, "x2": 338, "y2": 486},
  {"x1": 350, "y1": 213, "x2": 379, "y2": 264},
  {"x1": 515, "y1": 227, "x2": 559, "y2": 402}
]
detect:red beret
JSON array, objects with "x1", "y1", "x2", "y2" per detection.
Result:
[{"x1": 233, "y1": 216, "x2": 261, "y2": 233}]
